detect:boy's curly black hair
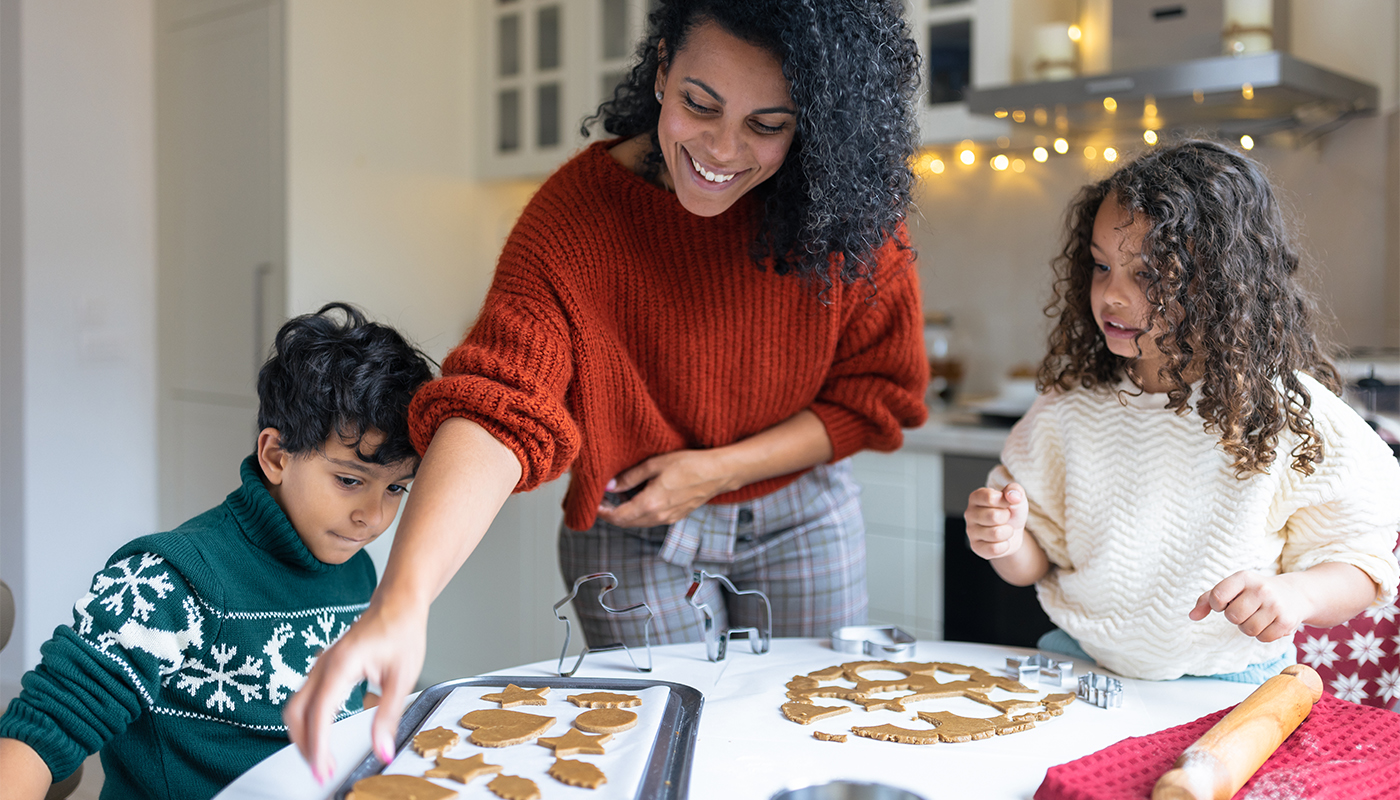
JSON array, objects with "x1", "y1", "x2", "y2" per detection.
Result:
[
  {"x1": 1040, "y1": 139, "x2": 1341, "y2": 477},
  {"x1": 584, "y1": 0, "x2": 921, "y2": 293},
  {"x1": 257, "y1": 302, "x2": 435, "y2": 466}
]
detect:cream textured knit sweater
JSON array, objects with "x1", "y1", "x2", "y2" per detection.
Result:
[{"x1": 992, "y1": 373, "x2": 1400, "y2": 680}]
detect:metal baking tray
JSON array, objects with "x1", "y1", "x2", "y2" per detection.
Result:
[{"x1": 333, "y1": 675, "x2": 703, "y2": 800}]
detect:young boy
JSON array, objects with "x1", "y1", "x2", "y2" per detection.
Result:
[{"x1": 0, "y1": 303, "x2": 434, "y2": 800}]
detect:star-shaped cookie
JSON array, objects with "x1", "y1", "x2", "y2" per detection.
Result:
[
  {"x1": 424, "y1": 753, "x2": 502, "y2": 785},
  {"x1": 537, "y1": 728, "x2": 612, "y2": 756},
  {"x1": 480, "y1": 684, "x2": 550, "y2": 708}
]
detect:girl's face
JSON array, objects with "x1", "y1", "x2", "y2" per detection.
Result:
[
  {"x1": 653, "y1": 21, "x2": 797, "y2": 217},
  {"x1": 1090, "y1": 194, "x2": 1171, "y2": 390}
]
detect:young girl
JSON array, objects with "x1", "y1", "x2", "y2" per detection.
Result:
[{"x1": 965, "y1": 140, "x2": 1400, "y2": 682}]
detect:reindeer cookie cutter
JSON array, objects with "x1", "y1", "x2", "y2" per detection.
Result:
[
  {"x1": 685, "y1": 569, "x2": 772, "y2": 662},
  {"x1": 552, "y1": 572, "x2": 654, "y2": 677},
  {"x1": 1006, "y1": 652, "x2": 1076, "y2": 689}
]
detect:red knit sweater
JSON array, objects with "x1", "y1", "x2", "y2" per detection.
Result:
[{"x1": 409, "y1": 140, "x2": 928, "y2": 531}]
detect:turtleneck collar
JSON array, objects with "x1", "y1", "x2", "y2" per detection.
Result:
[{"x1": 225, "y1": 455, "x2": 342, "y2": 573}]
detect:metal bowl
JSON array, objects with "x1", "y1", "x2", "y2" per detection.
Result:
[{"x1": 770, "y1": 781, "x2": 929, "y2": 800}]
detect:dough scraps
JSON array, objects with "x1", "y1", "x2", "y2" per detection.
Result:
[
  {"x1": 573, "y1": 708, "x2": 638, "y2": 734},
  {"x1": 849, "y1": 723, "x2": 942, "y2": 745},
  {"x1": 813, "y1": 731, "x2": 848, "y2": 743},
  {"x1": 486, "y1": 774, "x2": 540, "y2": 800},
  {"x1": 423, "y1": 753, "x2": 502, "y2": 785},
  {"x1": 780, "y1": 702, "x2": 852, "y2": 725},
  {"x1": 566, "y1": 691, "x2": 641, "y2": 708},
  {"x1": 538, "y1": 728, "x2": 612, "y2": 756},
  {"x1": 347, "y1": 774, "x2": 458, "y2": 800},
  {"x1": 411, "y1": 727, "x2": 460, "y2": 758},
  {"x1": 459, "y1": 709, "x2": 556, "y2": 747},
  {"x1": 480, "y1": 684, "x2": 550, "y2": 708},
  {"x1": 548, "y1": 757, "x2": 609, "y2": 789},
  {"x1": 913, "y1": 711, "x2": 997, "y2": 742}
]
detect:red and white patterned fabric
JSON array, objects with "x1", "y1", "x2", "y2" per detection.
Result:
[{"x1": 1294, "y1": 537, "x2": 1400, "y2": 710}]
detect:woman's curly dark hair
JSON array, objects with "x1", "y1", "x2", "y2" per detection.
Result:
[
  {"x1": 583, "y1": 0, "x2": 921, "y2": 292},
  {"x1": 1039, "y1": 139, "x2": 1342, "y2": 477}
]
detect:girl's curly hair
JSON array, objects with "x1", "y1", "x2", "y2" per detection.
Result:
[
  {"x1": 582, "y1": 0, "x2": 921, "y2": 292},
  {"x1": 1040, "y1": 139, "x2": 1342, "y2": 477}
]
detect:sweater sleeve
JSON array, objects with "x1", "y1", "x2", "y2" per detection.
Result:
[
  {"x1": 407, "y1": 220, "x2": 580, "y2": 493},
  {"x1": 992, "y1": 394, "x2": 1073, "y2": 571},
  {"x1": 0, "y1": 553, "x2": 212, "y2": 782},
  {"x1": 1277, "y1": 390, "x2": 1400, "y2": 606},
  {"x1": 810, "y1": 229, "x2": 929, "y2": 461}
]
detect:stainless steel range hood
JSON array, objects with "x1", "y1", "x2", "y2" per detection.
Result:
[{"x1": 965, "y1": 51, "x2": 1378, "y2": 142}]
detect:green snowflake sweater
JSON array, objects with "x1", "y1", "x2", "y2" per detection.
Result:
[{"x1": 0, "y1": 456, "x2": 376, "y2": 800}]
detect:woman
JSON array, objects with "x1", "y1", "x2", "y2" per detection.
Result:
[{"x1": 286, "y1": 0, "x2": 927, "y2": 779}]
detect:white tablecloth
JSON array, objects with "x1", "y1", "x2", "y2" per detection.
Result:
[{"x1": 216, "y1": 638, "x2": 1257, "y2": 800}]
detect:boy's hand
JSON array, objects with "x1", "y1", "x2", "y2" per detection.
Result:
[
  {"x1": 1190, "y1": 570, "x2": 1310, "y2": 643},
  {"x1": 965, "y1": 484, "x2": 1029, "y2": 560}
]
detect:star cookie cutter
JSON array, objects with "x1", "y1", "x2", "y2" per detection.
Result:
[
  {"x1": 552, "y1": 572, "x2": 654, "y2": 677},
  {"x1": 1077, "y1": 671, "x2": 1124, "y2": 709},
  {"x1": 685, "y1": 569, "x2": 772, "y2": 662},
  {"x1": 1006, "y1": 652, "x2": 1075, "y2": 688}
]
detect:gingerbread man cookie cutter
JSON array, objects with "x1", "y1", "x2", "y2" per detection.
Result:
[
  {"x1": 685, "y1": 569, "x2": 772, "y2": 662},
  {"x1": 1006, "y1": 652, "x2": 1075, "y2": 689},
  {"x1": 552, "y1": 572, "x2": 654, "y2": 677},
  {"x1": 1077, "y1": 671, "x2": 1124, "y2": 709}
]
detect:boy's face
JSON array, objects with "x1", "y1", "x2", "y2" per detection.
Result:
[{"x1": 257, "y1": 428, "x2": 417, "y2": 565}]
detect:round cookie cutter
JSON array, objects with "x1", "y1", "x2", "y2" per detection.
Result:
[{"x1": 830, "y1": 625, "x2": 917, "y2": 661}]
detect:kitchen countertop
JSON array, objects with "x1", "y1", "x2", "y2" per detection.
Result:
[
  {"x1": 216, "y1": 638, "x2": 1257, "y2": 800},
  {"x1": 901, "y1": 410, "x2": 1013, "y2": 458}
]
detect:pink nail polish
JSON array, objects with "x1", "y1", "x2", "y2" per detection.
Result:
[
  {"x1": 378, "y1": 741, "x2": 394, "y2": 764},
  {"x1": 605, "y1": 479, "x2": 617, "y2": 491}
]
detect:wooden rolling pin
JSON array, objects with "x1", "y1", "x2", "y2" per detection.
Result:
[{"x1": 1151, "y1": 663, "x2": 1323, "y2": 800}]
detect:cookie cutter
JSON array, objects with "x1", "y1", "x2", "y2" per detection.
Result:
[
  {"x1": 831, "y1": 625, "x2": 918, "y2": 661},
  {"x1": 552, "y1": 572, "x2": 654, "y2": 677},
  {"x1": 1077, "y1": 671, "x2": 1124, "y2": 709},
  {"x1": 1006, "y1": 652, "x2": 1075, "y2": 688},
  {"x1": 685, "y1": 569, "x2": 772, "y2": 662}
]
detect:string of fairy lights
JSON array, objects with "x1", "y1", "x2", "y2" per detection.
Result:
[{"x1": 914, "y1": 77, "x2": 1261, "y2": 177}]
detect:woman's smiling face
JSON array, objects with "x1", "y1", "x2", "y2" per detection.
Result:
[{"x1": 653, "y1": 20, "x2": 797, "y2": 217}]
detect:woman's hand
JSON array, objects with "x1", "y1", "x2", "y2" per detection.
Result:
[
  {"x1": 1190, "y1": 562, "x2": 1378, "y2": 643},
  {"x1": 596, "y1": 449, "x2": 734, "y2": 528}
]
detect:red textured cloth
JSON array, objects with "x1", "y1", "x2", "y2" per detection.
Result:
[
  {"x1": 408, "y1": 140, "x2": 928, "y2": 531},
  {"x1": 1035, "y1": 693, "x2": 1400, "y2": 800}
]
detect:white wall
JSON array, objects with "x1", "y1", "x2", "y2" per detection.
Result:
[
  {"x1": 0, "y1": 0, "x2": 157, "y2": 699},
  {"x1": 285, "y1": 0, "x2": 539, "y2": 362}
]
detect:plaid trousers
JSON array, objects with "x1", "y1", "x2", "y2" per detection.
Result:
[{"x1": 557, "y1": 459, "x2": 868, "y2": 647}]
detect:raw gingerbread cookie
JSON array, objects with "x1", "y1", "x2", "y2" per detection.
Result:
[
  {"x1": 566, "y1": 691, "x2": 641, "y2": 708},
  {"x1": 1040, "y1": 693, "x2": 1076, "y2": 714},
  {"x1": 574, "y1": 707, "x2": 638, "y2": 734},
  {"x1": 459, "y1": 709, "x2": 556, "y2": 747},
  {"x1": 780, "y1": 702, "x2": 852, "y2": 724},
  {"x1": 411, "y1": 727, "x2": 460, "y2": 758},
  {"x1": 914, "y1": 710, "x2": 997, "y2": 742},
  {"x1": 963, "y1": 689, "x2": 1052, "y2": 720},
  {"x1": 538, "y1": 728, "x2": 612, "y2": 756},
  {"x1": 809, "y1": 665, "x2": 848, "y2": 681},
  {"x1": 424, "y1": 753, "x2": 502, "y2": 785},
  {"x1": 849, "y1": 723, "x2": 942, "y2": 745},
  {"x1": 813, "y1": 731, "x2": 848, "y2": 743},
  {"x1": 347, "y1": 774, "x2": 458, "y2": 800},
  {"x1": 480, "y1": 684, "x2": 550, "y2": 708},
  {"x1": 987, "y1": 713, "x2": 1037, "y2": 735},
  {"x1": 548, "y1": 757, "x2": 608, "y2": 789},
  {"x1": 487, "y1": 774, "x2": 540, "y2": 800}
]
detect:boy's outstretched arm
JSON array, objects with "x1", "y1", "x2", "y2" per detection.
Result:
[
  {"x1": 1190, "y1": 562, "x2": 1380, "y2": 643},
  {"x1": 965, "y1": 482, "x2": 1050, "y2": 586},
  {"x1": 0, "y1": 738, "x2": 52, "y2": 800},
  {"x1": 283, "y1": 417, "x2": 522, "y2": 784}
]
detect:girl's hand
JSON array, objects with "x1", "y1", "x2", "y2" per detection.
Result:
[
  {"x1": 965, "y1": 484, "x2": 1029, "y2": 560},
  {"x1": 1189, "y1": 570, "x2": 1310, "y2": 643},
  {"x1": 596, "y1": 450, "x2": 733, "y2": 528}
]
